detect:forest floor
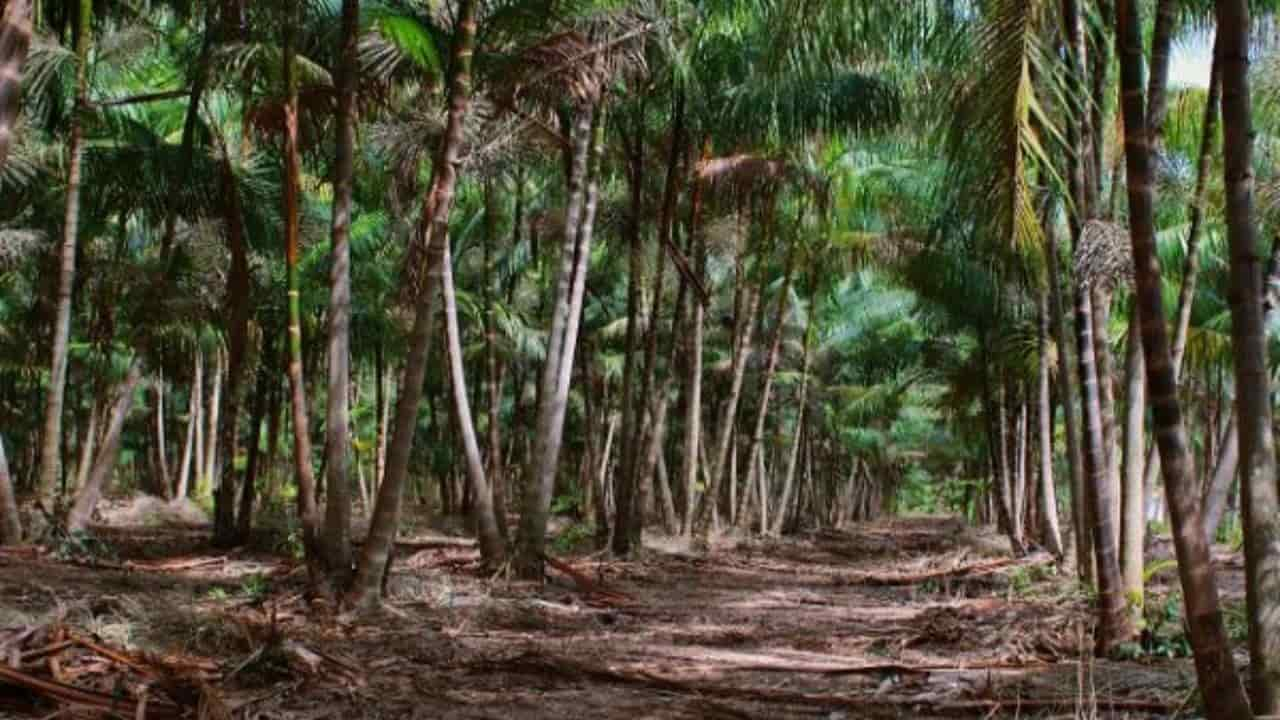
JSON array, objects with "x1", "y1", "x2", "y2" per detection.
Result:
[{"x1": 0, "y1": 506, "x2": 1249, "y2": 719}]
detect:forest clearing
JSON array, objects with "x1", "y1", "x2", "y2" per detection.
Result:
[{"x1": 5, "y1": 0, "x2": 1280, "y2": 717}]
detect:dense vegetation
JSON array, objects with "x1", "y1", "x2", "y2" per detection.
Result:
[{"x1": 4, "y1": 0, "x2": 1280, "y2": 716}]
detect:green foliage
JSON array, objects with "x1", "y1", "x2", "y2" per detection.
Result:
[
  {"x1": 1140, "y1": 593, "x2": 1193, "y2": 659},
  {"x1": 551, "y1": 523, "x2": 593, "y2": 554}
]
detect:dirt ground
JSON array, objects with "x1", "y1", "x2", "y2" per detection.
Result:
[{"x1": 0, "y1": 512, "x2": 1245, "y2": 719}]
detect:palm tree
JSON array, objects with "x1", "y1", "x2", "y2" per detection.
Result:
[
  {"x1": 320, "y1": 0, "x2": 361, "y2": 589},
  {"x1": 1216, "y1": 0, "x2": 1280, "y2": 711},
  {"x1": 1113, "y1": 0, "x2": 1251, "y2": 714},
  {"x1": 37, "y1": 0, "x2": 92, "y2": 500}
]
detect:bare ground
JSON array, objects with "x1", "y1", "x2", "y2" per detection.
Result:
[{"x1": 0, "y1": 512, "x2": 1244, "y2": 719}]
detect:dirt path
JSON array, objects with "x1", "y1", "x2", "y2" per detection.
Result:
[{"x1": 0, "y1": 516, "x2": 1215, "y2": 718}]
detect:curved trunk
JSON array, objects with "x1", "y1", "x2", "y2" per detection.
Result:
[
  {"x1": 68, "y1": 362, "x2": 143, "y2": 533},
  {"x1": 320, "y1": 0, "x2": 360, "y2": 585},
  {"x1": 37, "y1": 0, "x2": 91, "y2": 499},
  {"x1": 1216, "y1": 0, "x2": 1280, "y2": 711},
  {"x1": 516, "y1": 105, "x2": 603, "y2": 577},
  {"x1": 349, "y1": 0, "x2": 478, "y2": 605},
  {"x1": 1047, "y1": 219, "x2": 1089, "y2": 577},
  {"x1": 1114, "y1": 1, "x2": 1251, "y2": 713},
  {"x1": 440, "y1": 232, "x2": 505, "y2": 568}
]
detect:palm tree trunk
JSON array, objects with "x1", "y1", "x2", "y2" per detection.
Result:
[
  {"x1": 1202, "y1": 413, "x2": 1237, "y2": 544},
  {"x1": 175, "y1": 389, "x2": 193, "y2": 500},
  {"x1": 694, "y1": 274, "x2": 761, "y2": 537},
  {"x1": 1121, "y1": 305, "x2": 1145, "y2": 602},
  {"x1": 203, "y1": 348, "x2": 222, "y2": 493},
  {"x1": 1216, "y1": 1, "x2": 1280, "y2": 710},
  {"x1": 1046, "y1": 220, "x2": 1089, "y2": 577},
  {"x1": 440, "y1": 230, "x2": 505, "y2": 568},
  {"x1": 349, "y1": 0, "x2": 478, "y2": 604},
  {"x1": 212, "y1": 125, "x2": 252, "y2": 547},
  {"x1": 0, "y1": 434, "x2": 21, "y2": 544},
  {"x1": 0, "y1": 0, "x2": 33, "y2": 171},
  {"x1": 154, "y1": 377, "x2": 170, "y2": 498},
  {"x1": 516, "y1": 103, "x2": 604, "y2": 577},
  {"x1": 37, "y1": 0, "x2": 91, "y2": 500},
  {"x1": 740, "y1": 241, "x2": 796, "y2": 533},
  {"x1": 74, "y1": 398, "x2": 99, "y2": 495},
  {"x1": 319, "y1": 0, "x2": 360, "y2": 585},
  {"x1": 280, "y1": 0, "x2": 321, "y2": 569},
  {"x1": 189, "y1": 350, "x2": 203, "y2": 498},
  {"x1": 1075, "y1": 281, "x2": 1130, "y2": 654},
  {"x1": 1091, "y1": 288, "x2": 1121, "y2": 544},
  {"x1": 613, "y1": 116, "x2": 645, "y2": 556},
  {"x1": 68, "y1": 362, "x2": 143, "y2": 533},
  {"x1": 1114, "y1": 1, "x2": 1251, "y2": 713},
  {"x1": 1143, "y1": 36, "x2": 1221, "y2": 494},
  {"x1": 482, "y1": 180, "x2": 507, "y2": 538},
  {"x1": 374, "y1": 343, "x2": 389, "y2": 490},
  {"x1": 679, "y1": 144, "x2": 709, "y2": 536},
  {"x1": 1038, "y1": 293, "x2": 1063, "y2": 555},
  {"x1": 238, "y1": 335, "x2": 274, "y2": 542}
]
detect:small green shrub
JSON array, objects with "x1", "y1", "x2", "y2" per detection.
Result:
[{"x1": 552, "y1": 523, "x2": 593, "y2": 553}]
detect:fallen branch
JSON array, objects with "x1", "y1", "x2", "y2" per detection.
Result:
[
  {"x1": 472, "y1": 652, "x2": 1173, "y2": 716},
  {"x1": 539, "y1": 553, "x2": 637, "y2": 607},
  {"x1": 839, "y1": 553, "x2": 1053, "y2": 586},
  {"x1": 0, "y1": 661, "x2": 184, "y2": 719}
]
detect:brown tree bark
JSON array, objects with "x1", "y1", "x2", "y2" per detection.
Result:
[
  {"x1": 349, "y1": 0, "x2": 478, "y2": 605},
  {"x1": 0, "y1": 434, "x2": 21, "y2": 544},
  {"x1": 1114, "y1": 0, "x2": 1251, "y2": 713},
  {"x1": 1037, "y1": 293, "x2": 1063, "y2": 556},
  {"x1": 1217, "y1": 0, "x2": 1280, "y2": 710},
  {"x1": 1120, "y1": 305, "x2": 1145, "y2": 604},
  {"x1": 37, "y1": 0, "x2": 91, "y2": 500}
]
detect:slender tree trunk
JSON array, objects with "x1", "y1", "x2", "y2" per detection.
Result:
[
  {"x1": 771, "y1": 309, "x2": 811, "y2": 537},
  {"x1": 694, "y1": 202, "x2": 763, "y2": 537},
  {"x1": 1091, "y1": 288, "x2": 1121, "y2": 546},
  {"x1": 203, "y1": 348, "x2": 222, "y2": 493},
  {"x1": 188, "y1": 350, "x2": 203, "y2": 499},
  {"x1": 516, "y1": 103, "x2": 603, "y2": 577},
  {"x1": 679, "y1": 144, "x2": 709, "y2": 536},
  {"x1": 1121, "y1": 305, "x2": 1145, "y2": 603},
  {"x1": 1114, "y1": 1, "x2": 1252, "y2": 713},
  {"x1": 212, "y1": 126, "x2": 252, "y2": 547},
  {"x1": 319, "y1": 0, "x2": 360, "y2": 585},
  {"x1": 154, "y1": 377, "x2": 170, "y2": 498},
  {"x1": 0, "y1": 0, "x2": 33, "y2": 171},
  {"x1": 740, "y1": 241, "x2": 795, "y2": 533},
  {"x1": 37, "y1": 0, "x2": 91, "y2": 500},
  {"x1": 1217, "y1": 1, "x2": 1280, "y2": 710},
  {"x1": 1075, "y1": 279, "x2": 1130, "y2": 653},
  {"x1": 1038, "y1": 293, "x2": 1063, "y2": 555},
  {"x1": 613, "y1": 118, "x2": 645, "y2": 556},
  {"x1": 238, "y1": 336, "x2": 274, "y2": 542},
  {"x1": 482, "y1": 180, "x2": 507, "y2": 537},
  {"x1": 74, "y1": 399, "x2": 99, "y2": 495},
  {"x1": 1144, "y1": 36, "x2": 1222, "y2": 494},
  {"x1": 175, "y1": 389, "x2": 193, "y2": 500},
  {"x1": 440, "y1": 229, "x2": 505, "y2": 567},
  {"x1": 1202, "y1": 413, "x2": 1238, "y2": 544},
  {"x1": 374, "y1": 344, "x2": 389, "y2": 490},
  {"x1": 0, "y1": 434, "x2": 21, "y2": 544},
  {"x1": 68, "y1": 362, "x2": 143, "y2": 533},
  {"x1": 280, "y1": 0, "x2": 321, "y2": 570},
  {"x1": 349, "y1": 0, "x2": 478, "y2": 604}
]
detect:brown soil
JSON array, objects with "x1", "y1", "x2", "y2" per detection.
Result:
[{"x1": 0, "y1": 515, "x2": 1242, "y2": 719}]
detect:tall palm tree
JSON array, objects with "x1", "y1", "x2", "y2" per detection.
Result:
[
  {"x1": 1216, "y1": 0, "x2": 1280, "y2": 711},
  {"x1": 1113, "y1": 0, "x2": 1250, "y2": 714},
  {"x1": 37, "y1": 0, "x2": 92, "y2": 500},
  {"x1": 321, "y1": 0, "x2": 361, "y2": 588}
]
